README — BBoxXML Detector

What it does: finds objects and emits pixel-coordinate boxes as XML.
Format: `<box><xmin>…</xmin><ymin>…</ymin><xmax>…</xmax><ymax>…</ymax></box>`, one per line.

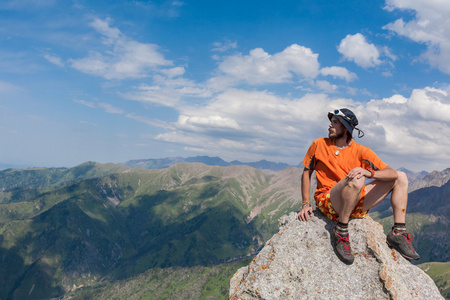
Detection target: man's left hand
<box><xmin>346</xmin><ymin>167</ymin><xmax>370</xmax><ymax>180</ymax></box>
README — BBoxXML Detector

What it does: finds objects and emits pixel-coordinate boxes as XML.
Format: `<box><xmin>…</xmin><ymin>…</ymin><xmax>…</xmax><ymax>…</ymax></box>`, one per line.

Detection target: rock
<box><xmin>229</xmin><ymin>210</ymin><xmax>443</xmax><ymax>300</ymax></box>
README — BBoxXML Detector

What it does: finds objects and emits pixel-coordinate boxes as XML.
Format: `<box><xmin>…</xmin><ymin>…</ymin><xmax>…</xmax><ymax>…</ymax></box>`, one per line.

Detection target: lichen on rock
<box><xmin>229</xmin><ymin>210</ymin><xmax>443</xmax><ymax>299</ymax></box>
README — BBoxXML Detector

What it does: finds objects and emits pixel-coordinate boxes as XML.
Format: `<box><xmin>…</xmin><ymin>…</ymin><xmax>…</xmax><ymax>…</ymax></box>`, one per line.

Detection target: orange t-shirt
<box><xmin>302</xmin><ymin>138</ymin><xmax>388</xmax><ymax>200</ymax></box>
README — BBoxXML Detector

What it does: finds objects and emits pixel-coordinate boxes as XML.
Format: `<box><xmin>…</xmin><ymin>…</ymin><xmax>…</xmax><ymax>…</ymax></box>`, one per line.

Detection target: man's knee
<box><xmin>396</xmin><ymin>171</ymin><xmax>408</xmax><ymax>188</ymax></box>
<box><xmin>345</xmin><ymin>176</ymin><xmax>365</xmax><ymax>191</ymax></box>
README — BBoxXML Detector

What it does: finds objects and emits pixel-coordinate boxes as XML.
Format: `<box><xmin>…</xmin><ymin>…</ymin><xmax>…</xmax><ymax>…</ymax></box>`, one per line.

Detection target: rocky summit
<box><xmin>229</xmin><ymin>210</ymin><xmax>443</xmax><ymax>300</ymax></box>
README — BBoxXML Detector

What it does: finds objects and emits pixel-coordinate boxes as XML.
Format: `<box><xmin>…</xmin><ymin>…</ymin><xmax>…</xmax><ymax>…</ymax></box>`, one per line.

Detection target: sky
<box><xmin>0</xmin><ymin>0</ymin><xmax>449</xmax><ymax>172</ymax></box>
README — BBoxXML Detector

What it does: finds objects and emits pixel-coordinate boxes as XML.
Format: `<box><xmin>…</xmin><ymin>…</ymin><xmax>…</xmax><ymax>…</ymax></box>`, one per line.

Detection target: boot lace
<box><xmin>338</xmin><ymin>235</ymin><xmax>352</xmax><ymax>255</ymax></box>
<box><xmin>402</xmin><ymin>232</ymin><xmax>416</xmax><ymax>252</ymax></box>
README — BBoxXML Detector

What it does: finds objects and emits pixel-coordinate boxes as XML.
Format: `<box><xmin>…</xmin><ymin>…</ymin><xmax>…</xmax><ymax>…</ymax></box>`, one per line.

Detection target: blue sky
<box><xmin>0</xmin><ymin>0</ymin><xmax>449</xmax><ymax>172</ymax></box>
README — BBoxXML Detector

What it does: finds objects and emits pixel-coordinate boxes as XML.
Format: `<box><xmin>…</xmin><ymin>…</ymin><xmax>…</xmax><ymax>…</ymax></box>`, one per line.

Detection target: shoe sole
<box><xmin>386</xmin><ymin>239</ymin><xmax>420</xmax><ymax>261</ymax></box>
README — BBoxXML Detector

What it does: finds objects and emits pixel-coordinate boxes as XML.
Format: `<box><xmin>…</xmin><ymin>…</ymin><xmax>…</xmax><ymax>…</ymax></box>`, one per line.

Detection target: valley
<box><xmin>0</xmin><ymin>161</ymin><xmax>447</xmax><ymax>299</ymax></box>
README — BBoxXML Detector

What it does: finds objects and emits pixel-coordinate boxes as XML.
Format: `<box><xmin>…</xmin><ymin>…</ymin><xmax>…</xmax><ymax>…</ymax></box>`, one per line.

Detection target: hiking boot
<box><xmin>331</xmin><ymin>229</ymin><xmax>354</xmax><ymax>264</ymax></box>
<box><xmin>386</xmin><ymin>228</ymin><xmax>420</xmax><ymax>261</ymax></box>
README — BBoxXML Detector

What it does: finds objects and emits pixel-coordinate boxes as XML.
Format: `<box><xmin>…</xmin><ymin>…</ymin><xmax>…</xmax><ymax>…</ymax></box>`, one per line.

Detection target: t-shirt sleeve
<box><xmin>302</xmin><ymin>140</ymin><xmax>318</xmax><ymax>170</ymax></box>
<box><xmin>361</xmin><ymin>147</ymin><xmax>388</xmax><ymax>171</ymax></box>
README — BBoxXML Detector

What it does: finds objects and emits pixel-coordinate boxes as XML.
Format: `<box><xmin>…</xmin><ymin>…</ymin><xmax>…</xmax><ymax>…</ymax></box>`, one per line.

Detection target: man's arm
<box><xmin>347</xmin><ymin>166</ymin><xmax>398</xmax><ymax>181</ymax></box>
<box><xmin>370</xmin><ymin>166</ymin><xmax>398</xmax><ymax>181</ymax></box>
<box><xmin>296</xmin><ymin>167</ymin><xmax>314</xmax><ymax>221</ymax></box>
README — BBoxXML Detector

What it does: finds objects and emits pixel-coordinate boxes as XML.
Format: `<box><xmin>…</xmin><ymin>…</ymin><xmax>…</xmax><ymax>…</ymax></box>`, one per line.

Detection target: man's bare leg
<box><xmin>333</xmin><ymin>170</ymin><xmax>419</xmax><ymax>260</ymax></box>
<box><xmin>389</xmin><ymin>171</ymin><xmax>408</xmax><ymax>223</ymax></box>
<box><xmin>376</xmin><ymin>171</ymin><xmax>420</xmax><ymax>259</ymax></box>
<box><xmin>358</xmin><ymin>170</ymin><xmax>407</xmax><ymax>221</ymax></box>
<box><xmin>328</xmin><ymin>170</ymin><xmax>409</xmax><ymax>264</ymax></box>
<box><xmin>328</xmin><ymin>175</ymin><xmax>366</xmax><ymax>264</ymax></box>
<box><xmin>329</xmin><ymin>175</ymin><xmax>366</xmax><ymax>223</ymax></box>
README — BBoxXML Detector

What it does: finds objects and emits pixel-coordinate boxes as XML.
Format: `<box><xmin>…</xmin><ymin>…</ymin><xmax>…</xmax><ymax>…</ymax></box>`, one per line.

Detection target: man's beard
<box><xmin>329</xmin><ymin>129</ymin><xmax>345</xmax><ymax>140</ymax></box>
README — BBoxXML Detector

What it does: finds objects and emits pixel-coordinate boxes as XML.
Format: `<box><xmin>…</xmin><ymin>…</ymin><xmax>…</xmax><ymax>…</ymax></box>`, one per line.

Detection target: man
<box><xmin>296</xmin><ymin>108</ymin><xmax>420</xmax><ymax>264</ymax></box>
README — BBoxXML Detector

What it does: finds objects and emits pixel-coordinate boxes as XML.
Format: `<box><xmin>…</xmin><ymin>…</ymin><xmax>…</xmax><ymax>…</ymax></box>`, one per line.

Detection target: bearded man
<box><xmin>296</xmin><ymin>108</ymin><xmax>420</xmax><ymax>264</ymax></box>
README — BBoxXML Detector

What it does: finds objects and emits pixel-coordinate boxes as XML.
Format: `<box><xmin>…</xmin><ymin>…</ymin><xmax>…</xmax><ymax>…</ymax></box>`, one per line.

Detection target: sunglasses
<box><xmin>329</xmin><ymin>109</ymin><xmax>365</xmax><ymax>138</ymax></box>
<box><xmin>329</xmin><ymin>109</ymin><xmax>351</xmax><ymax>121</ymax></box>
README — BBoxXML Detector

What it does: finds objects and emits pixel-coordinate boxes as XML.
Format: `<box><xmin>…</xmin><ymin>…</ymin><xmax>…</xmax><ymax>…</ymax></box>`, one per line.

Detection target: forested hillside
<box><xmin>0</xmin><ymin>162</ymin><xmax>447</xmax><ymax>299</ymax></box>
<box><xmin>0</xmin><ymin>162</ymin><xmax>300</xmax><ymax>299</ymax></box>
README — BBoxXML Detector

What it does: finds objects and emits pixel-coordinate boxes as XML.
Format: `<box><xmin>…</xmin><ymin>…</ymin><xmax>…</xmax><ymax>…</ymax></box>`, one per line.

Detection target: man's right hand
<box><xmin>296</xmin><ymin>206</ymin><xmax>313</xmax><ymax>221</ymax></box>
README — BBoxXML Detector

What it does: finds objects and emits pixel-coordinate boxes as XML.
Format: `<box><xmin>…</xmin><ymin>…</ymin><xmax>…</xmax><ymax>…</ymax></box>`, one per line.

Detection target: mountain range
<box><xmin>0</xmin><ymin>161</ymin><xmax>300</xmax><ymax>299</ymax></box>
<box><xmin>122</xmin><ymin>156</ymin><xmax>292</xmax><ymax>172</ymax></box>
<box><xmin>0</xmin><ymin>160</ymin><xmax>447</xmax><ymax>299</ymax></box>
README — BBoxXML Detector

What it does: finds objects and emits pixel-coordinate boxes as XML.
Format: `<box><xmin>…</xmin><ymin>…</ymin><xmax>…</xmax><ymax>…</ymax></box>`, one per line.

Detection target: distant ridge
<box><xmin>0</xmin><ymin>161</ymin><xmax>448</xmax><ymax>298</ymax></box>
<box><xmin>398</xmin><ymin>167</ymin><xmax>429</xmax><ymax>184</ymax></box>
<box><xmin>408</xmin><ymin>168</ymin><xmax>450</xmax><ymax>192</ymax></box>
<box><xmin>122</xmin><ymin>156</ymin><xmax>292</xmax><ymax>172</ymax></box>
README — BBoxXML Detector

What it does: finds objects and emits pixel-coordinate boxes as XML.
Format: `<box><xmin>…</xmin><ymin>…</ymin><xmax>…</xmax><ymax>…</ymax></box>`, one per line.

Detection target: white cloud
<box><xmin>122</xmin><ymin>74</ymin><xmax>210</xmax><ymax>107</ymax></box>
<box><xmin>406</xmin><ymin>87</ymin><xmax>450</xmax><ymax>123</ymax></box>
<box><xmin>320</xmin><ymin>66</ymin><xmax>357</xmax><ymax>82</ymax></box>
<box><xmin>212</xmin><ymin>39</ymin><xmax>237</xmax><ymax>52</ymax></box>
<box><xmin>160</xmin><ymin>67</ymin><xmax>185</xmax><ymax>78</ymax></box>
<box><xmin>338</xmin><ymin>33</ymin><xmax>382</xmax><ymax>68</ymax></box>
<box><xmin>380</xmin><ymin>46</ymin><xmax>398</xmax><ymax>62</ymax></box>
<box><xmin>122</xmin><ymin>85</ymin><xmax>180</xmax><ymax>107</ymax></box>
<box><xmin>154</xmin><ymin>89</ymin><xmax>355</xmax><ymax>164</ymax></box>
<box><xmin>178</xmin><ymin>115</ymin><xmax>241</xmax><ymax>130</ymax></box>
<box><xmin>214</xmin><ymin>44</ymin><xmax>320</xmax><ymax>85</ymax></box>
<box><xmin>361</xmin><ymin>86</ymin><xmax>450</xmax><ymax>170</ymax></box>
<box><xmin>44</xmin><ymin>54</ymin><xmax>64</xmax><ymax>67</ymax></box>
<box><xmin>384</xmin><ymin>0</ymin><xmax>450</xmax><ymax>73</ymax></box>
<box><xmin>97</xmin><ymin>102</ymin><xmax>125</xmax><ymax>114</ymax></box>
<box><xmin>150</xmin><ymin>85</ymin><xmax>450</xmax><ymax>171</ymax></box>
<box><xmin>315</xmin><ymin>80</ymin><xmax>338</xmax><ymax>93</ymax></box>
<box><xmin>73</xmin><ymin>99</ymin><xmax>96</xmax><ymax>108</ymax></box>
<box><xmin>70</xmin><ymin>18</ymin><xmax>172</xmax><ymax>79</ymax></box>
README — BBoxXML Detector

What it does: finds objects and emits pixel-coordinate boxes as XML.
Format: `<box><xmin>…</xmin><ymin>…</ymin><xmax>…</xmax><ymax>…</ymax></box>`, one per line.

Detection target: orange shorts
<box><xmin>316</xmin><ymin>186</ymin><xmax>369</xmax><ymax>221</ymax></box>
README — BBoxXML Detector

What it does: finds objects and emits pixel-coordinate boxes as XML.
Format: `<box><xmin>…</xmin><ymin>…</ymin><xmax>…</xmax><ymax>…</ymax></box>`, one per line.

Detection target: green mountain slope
<box><xmin>0</xmin><ymin>161</ymin><xmax>130</xmax><ymax>191</ymax></box>
<box><xmin>0</xmin><ymin>163</ymin><xmax>301</xmax><ymax>299</ymax></box>
<box><xmin>2</xmin><ymin>162</ymin><xmax>448</xmax><ymax>299</ymax></box>
<box><xmin>64</xmin><ymin>259</ymin><xmax>251</xmax><ymax>300</ymax></box>
<box><xmin>419</xmin><ymin>262</ymin><xmax>450</xmax><ymax>299</ymax></box>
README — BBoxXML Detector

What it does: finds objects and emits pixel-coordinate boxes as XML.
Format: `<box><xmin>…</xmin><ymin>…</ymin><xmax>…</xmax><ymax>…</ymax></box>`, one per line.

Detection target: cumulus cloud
<box><xmin>320</xmin><ymin>66</ymin><xmax>357</xmax><ymax>82</ymax></box>
<box><xmin>155</xmin><ymin>89</ymin><xmax>355</xmax><ymax>163</ymax></box>
<box><xmin>359</xmin><ymin>87</ymin><xmax>450</xmax><ymax>170</ymax></box>
<box><xmin>151</xmin><ymin>85</ymin><xmax>450</xmax><ymax>171</ymax></box>
<box><xmin>338</xmin><ymin>33</ymin><xmax>382</xmax><ymax>68</ymax></box>
<box><xmin>213</xmin><ymin>44</ymin><xmax>320</xmax><ymax>86</ymax></box>
<box><xmin>70</xmin><ymin>18</ymin><xmax>172</xmax><ymax>79</ymax></box>
<box><xmin>384</xmin><ymin>0</ymin><xmax>450</xmax><ymax>73</ymax></box>
<box><xmin>315</xmin><ymin>80</ymin><xmax>338</xmax><ymax>92</ymax></box>
<box><xmin>178</xmin><ymin>115</ymin><xmax>241</xmax><ymax>131</ymax></box>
